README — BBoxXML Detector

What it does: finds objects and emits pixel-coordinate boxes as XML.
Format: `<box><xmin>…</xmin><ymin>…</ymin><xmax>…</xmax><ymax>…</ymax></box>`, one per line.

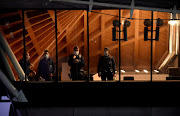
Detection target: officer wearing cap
<box><xmin>68</xmin><ymin>46</ymin><xmax>85</xmax><ymax>81</ymax></box>
<box><xmin>97</xmin><ymin>47</ymin><xmax>116</xmax><ymax>81</ymax></box>
<box><xmin>38</xmin><ymin>50</ymin><xmax>55</xmax><ymax>81</ymax></box>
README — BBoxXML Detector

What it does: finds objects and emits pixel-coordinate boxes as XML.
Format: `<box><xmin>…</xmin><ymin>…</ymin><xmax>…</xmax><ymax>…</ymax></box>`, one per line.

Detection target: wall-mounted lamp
<box><xmin>112</xmin><ymin>19</ymin><xmax>131</xmax><ymax>41</ymax></box>
<box><xmin>144</xmin><ymin>18</ymin><xmax>163</xmax><ymax>41</ymax></box>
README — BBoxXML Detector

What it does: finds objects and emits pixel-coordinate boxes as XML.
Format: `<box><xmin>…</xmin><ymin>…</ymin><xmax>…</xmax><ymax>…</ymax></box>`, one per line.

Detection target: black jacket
<box><xmin>38</xmin><ymin>57</ymin><xmax>55</xmax><ymax>79</ymax></box>
<box><xmin>97</xmin><ymin>55</ymin><xmax>116</xmax><ymax>74</ymax></box>
<box><xmin>19</xmin><ymin>58</ymin><xmax>32</xmax><ymax>76</ymax></box>
<box><xmin>68</xmin><ymin>54</ymin><xmax>85</xmax><ymax>73</ymax></box>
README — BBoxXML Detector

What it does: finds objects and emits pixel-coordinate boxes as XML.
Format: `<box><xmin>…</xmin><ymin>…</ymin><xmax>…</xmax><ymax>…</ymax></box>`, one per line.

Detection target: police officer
<box><xmin>68</xmin><ymin>46</ymin><xmax>85</xmax><ymax>81</ymax></box>
<box><xmin>19</xmin><ymin>53</ymin><xmax>36</xmax><ymax>81</ymax></box>
<box><xmin>38</xmin><ymin>50</ymin><xmax>55</xmax><ymax>81</ymax></box>
<box><xmin>98</xmin><ymin>47</ymin><xmax>116</xmax><ymax>81</ymax></box>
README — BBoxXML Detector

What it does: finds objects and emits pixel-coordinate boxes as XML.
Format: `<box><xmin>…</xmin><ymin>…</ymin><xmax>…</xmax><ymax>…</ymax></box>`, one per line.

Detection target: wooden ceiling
<box><xmin>0</xmin><ymin>10</ymin><xmax>170</xmax><ymax>80</ymax></box>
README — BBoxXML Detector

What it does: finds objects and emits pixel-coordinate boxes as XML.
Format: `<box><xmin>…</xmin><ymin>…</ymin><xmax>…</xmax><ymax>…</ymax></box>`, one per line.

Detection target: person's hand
<box><xmin>98</xmin><ymin>72</ymin><xmax>101</xmax><ymax>77</ymax></box>
<box><xmin>79</xmin><ymin>54</ymin><xmax>82</xmax><ymax>58</ymax></box>
<box><xmin>74</xmin><ymin>59</ymin><xmax>79</xmax><ymax>63</ymax></box>
<box><xmin>73</xmin><ymin>55</ymin><xmax>76</xmax><ymax>59</ymax></box>
<box><xmin>33</xmin><ymin>71</ymin><xmax>36</xmax><ymax>75</ymax></box>
<box><xmin>113</xmin><ymin>73</ymin><xmax>116</xmax><ymax>77</ymax></box>
<box><xmin>50</xmin><ymin>73</ymin><xmax>53</xmax><ymax>77</ymax></box>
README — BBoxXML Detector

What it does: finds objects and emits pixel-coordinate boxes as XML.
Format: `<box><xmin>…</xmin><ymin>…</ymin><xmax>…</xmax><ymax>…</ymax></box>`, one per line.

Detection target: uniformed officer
<box><xmin>38</xmin><ymin>50</ymin><xmax>55</xmax><ymax>81</ymax></box>
<box><xmin>19</xmin><ymin>53</ymin><xmax>36</xmax><ymax>81</ymax></box>
<box><xmin>97</xmin><ymin>47</ymin><xmax>116</xmax><ymax>81</ymax></box>
<box><xmin>68</xmin><ymin>46</ymin><xmax>85</xmax><ymax>81</ymax></box>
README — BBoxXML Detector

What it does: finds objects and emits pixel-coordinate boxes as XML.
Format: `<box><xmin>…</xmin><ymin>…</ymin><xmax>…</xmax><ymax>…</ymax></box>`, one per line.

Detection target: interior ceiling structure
<box><xmin>0</xmin><ymin>9</ymin><xmax>170</xmax><ymax>80</ymax></box>
<box><xmin>0</xmin><ymin>0</ymin><xmax>179</xmax><ymax>11</ymax></box>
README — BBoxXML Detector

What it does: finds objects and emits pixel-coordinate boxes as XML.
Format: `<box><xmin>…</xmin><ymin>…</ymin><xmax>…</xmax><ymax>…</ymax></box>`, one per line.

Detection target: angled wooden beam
<box><xmin>48</xmin><ymin>10</ymin><xmax>63</xmax><ymax>33</ymax></box>
<box><xmin>134</xmin><ymin>10</ymin><xmax>140</xmax><ymax>68</ymax></box>
<box><xmin>89</xmin><ymin>10</ymin><xmax>102</xmax><ymax>25</ymax></box>
<box><xmin>18</xmin><ymin>10</ymin><xmax>42</xmax><ymax>55</ymax></box>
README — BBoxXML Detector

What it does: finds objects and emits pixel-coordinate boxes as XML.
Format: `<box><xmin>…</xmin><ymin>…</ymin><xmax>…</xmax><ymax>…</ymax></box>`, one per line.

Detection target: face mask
<box><xmin>45</xmin><ymin>54</ymin><xmax>49</xmax><ymax>59</ymax></box>
<box><xmin>104</xmin><ymin>51</ymin><xmax>108</xmax><ymax>56</ymax></box>
<box><xmin>74</xmin><ymin>51</ymin><xmax>79</xmax><ymax>55</ymax></box>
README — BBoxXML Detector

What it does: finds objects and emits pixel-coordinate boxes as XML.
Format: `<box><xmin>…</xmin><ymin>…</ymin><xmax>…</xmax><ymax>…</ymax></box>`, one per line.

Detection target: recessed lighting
<box><xmin>135</xmin><ymin>70</ymin><xmax>140</xmax><ymax>73</ymax></box>
<box><xmin>121</xmin><ymin>70</ymin><xmax>125</xmax><ymax>73</ymax></box>
<box><xmin>154</xmin><ymin>70</ymin><xmax>159</xmax><ymax>73</ymax></box>
<box><xmin>143</xmin><ymin>70</ymin><xmax>148</xmax><ymax>73</ymax></box>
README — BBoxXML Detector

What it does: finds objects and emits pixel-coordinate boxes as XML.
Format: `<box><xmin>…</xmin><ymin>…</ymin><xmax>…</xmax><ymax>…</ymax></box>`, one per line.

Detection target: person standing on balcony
<box><xmin>38</xmin><ymin>50</ymin><xmax>55</xmax><ymax>81</ymax></box>
<box><xmin>68</xmin><ymin>46</ymin><xmax>85</xmax><ymax>81</ymax></box>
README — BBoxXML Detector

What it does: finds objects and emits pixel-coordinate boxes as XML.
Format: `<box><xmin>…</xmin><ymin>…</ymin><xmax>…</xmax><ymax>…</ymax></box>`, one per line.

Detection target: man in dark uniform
<box><xmin>98</xmin><ymin>47</ymin><xmax>116</xmax><ymax>81</ymax></box>
<box><xmin>68</xmin><ymin>46</ymin><xmax>85</xmax><ymax>81</ymax></box>
<box><xmin>38</xmin><ymin>50</ymin><xmax>55</xmax><ymax>81</ymax></box>
<box><xmin>19</xmin><ymin>53</ymin><xmax>36</xmax><ymax>81</ymax></box>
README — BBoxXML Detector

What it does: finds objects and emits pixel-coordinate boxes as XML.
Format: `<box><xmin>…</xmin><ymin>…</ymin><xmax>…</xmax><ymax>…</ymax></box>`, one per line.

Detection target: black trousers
<box><xmin>101</xmin><ymin>72</ymin><xmax>113</xmax><ymax>81</ymax></box>
<box><xmin>71</xmin><ymin>72</ymin><xmax>83</xmax><ymax>81</ymax></box>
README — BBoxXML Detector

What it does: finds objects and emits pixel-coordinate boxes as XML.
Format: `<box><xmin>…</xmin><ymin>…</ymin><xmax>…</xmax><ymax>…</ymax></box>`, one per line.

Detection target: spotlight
<box><xmin>143</xmin><ymin>70</ymin><xmax>148</xmax><ymax>73</ymax></box>
<box><xmin>155</xmin><ymin>27</ymin><xmax>159</xmax><ymax>41</ymax></box>
<box><xmin>156</xmin><ymin>18</ymin><xmax>163</xmax><ymax>27</ymax></box>
<box><xmin>122</xmin><ymin>19</ymin><xmax>131</xmax><ymax>27</ymax></box>
<box><xmin>144</xmin><ymin>27</ymin><xmax>148</xmax><ymax>41</ymax></box>
<box><xmin>144</xmin><ymin>19</ymin><xmax>151</xmax><ymax>27</ymax></box>
<box><xmin>154</xmin><ymin>70</ymin><xmax>159</xmax><ymax>73</ymax></box>
<box><xmin>135</xmin><ymin>70</ymin><xmax>140</xmax><ymax>73</ymax></box>
<box><xmin>121</xmin><ymin>70</ymin><xmax>125</xmax><ymax>73</ymax></box>
<box><xmin>113</xmin><ymin>20</ymin><xmax>120</xmax><ymax>27</ymax></box>
<box><xmin>168</xmin><ymin>20</ymin><xmax>177</xmax><ymax>25</ymax></box>
<box><xmin>123</xmin><ymin>27</ymin><xmax>127</xmax><ymax>41</ymax></box>
<box><xmin>112</xmin><ymin>27</ymin><xmax>117</xmax><ymax>41</ymax></box>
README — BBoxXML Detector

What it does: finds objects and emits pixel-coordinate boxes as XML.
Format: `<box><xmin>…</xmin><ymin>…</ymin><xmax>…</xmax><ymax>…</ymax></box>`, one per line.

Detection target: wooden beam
<box><xmin>48</xmin><ymin>10</ymin><xmax>63</xmax><ymax>33</ymax></box>
<box><xmin>134</xmin><ymin>10</ymin><xmax>140</xmax><ymax>69</ymax></box>
<box><xmin>18</xmin><ymin>10</ymin><xmax>42</xmax><ymax>55</ymax></box>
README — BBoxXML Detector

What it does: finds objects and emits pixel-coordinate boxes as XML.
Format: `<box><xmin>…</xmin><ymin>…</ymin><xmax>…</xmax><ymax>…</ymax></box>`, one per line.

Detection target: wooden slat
<box><xmin>9</xmin><ymin>34</ymin><xmax>29</xmax><ymax>47</ymax></box>
<box><xmin>58</xmin><ymin>10</ymin><xmax>74</xmax><ymax>20</ymax></box>
<box><xmin>1</xmin><ymin>20</ymin><xmax>22</xmax><ymax>29</ymax></box>
<box><xmin>0</xmin><ymin>12</ymin><xmax>19</xmax><ymax>18</ymax></box>
<box><xmin>5</xmin><ymin>28</ymin><xmax>23</xmax><ymax>38</ymax></box>
<box><xmin>28</xmin><ymin>13</ymin><xmax>49</xmax><ymax>20</ymax></box>
<box><xmin>31</xmin><ymin>17</ymin><xmax>51</xmax><ymax>27</ymax></box>
<box><xmin>36</xmin><ymin>24</ymin><xmax>55</xmax><ymax>40</ymax></box>
<box><xmin>34</xmin><ymin>21</ymin><xmax>54</xmax><ymax>33</ymax></box>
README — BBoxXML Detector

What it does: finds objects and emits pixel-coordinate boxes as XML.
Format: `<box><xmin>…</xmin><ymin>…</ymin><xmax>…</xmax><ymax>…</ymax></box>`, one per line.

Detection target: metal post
<box><xmin>119</xmin><ymin>9</ymin><xmax>121</xmax><ymax>82</ymax></box>
<box><xmin>0</xmin><ymin>69</ymin><xmax>28</xmax><ymax>102</ymax></box>
<box><xmin>0</xmin><ymin>47</ymin><xmax>16</xmax><ymax>81</ymax></box>
<box><xmin>22</xmin><ymin>10</ymin><xmax>27</xmax><ymax>82</ymax></box>
<box><xmin>87</xmin><ymin>10</ymin><xmax>90</xmax><ymax>81</ymax></box>
<box><xmin>55</xmin><ymin>10</ymin><xmax>59</xmax><ymax>82</ymax></box>
<box><xmin>0</xmin><ymin>32</ymin><xmax>25</xmax><ymax>81</ymax></box>
<box><xmin>150</xmin><ymin>11</ymin><xmax>153</xmax><ymax>82</ymax></box>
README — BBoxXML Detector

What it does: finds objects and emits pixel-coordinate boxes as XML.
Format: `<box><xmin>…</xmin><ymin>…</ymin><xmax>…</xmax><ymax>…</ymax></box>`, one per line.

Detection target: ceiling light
<box><xmin>121</xmin><ymin>70</ymin><xmax>125</xmax><ymax>73</ymax></box>
<box><xmin>135</xmin><ymin>70</ymin><xmax>140</xmax><ymax>73</ymax></box>
<box><xmin>143</xmin><ymin>70</ymin><xmax>148</xmax><ymax>73</ymax></box>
